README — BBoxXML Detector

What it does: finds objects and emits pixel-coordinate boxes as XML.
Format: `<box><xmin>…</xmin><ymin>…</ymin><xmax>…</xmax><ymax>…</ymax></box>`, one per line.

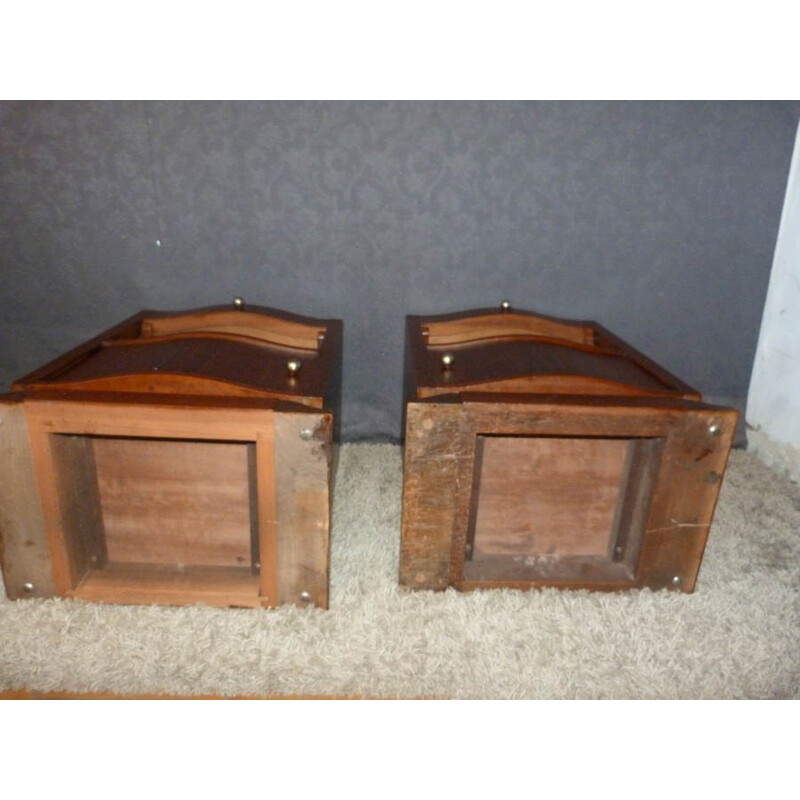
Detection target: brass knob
<box><xmin>287</xmin><ymin>359</ymin><xmax>302</xmax><ymax>375</ymax></box>
<box><xmin>441</xmin><ymin>353</ymin><xmax>455</xmax><ymax>369</ymax></box>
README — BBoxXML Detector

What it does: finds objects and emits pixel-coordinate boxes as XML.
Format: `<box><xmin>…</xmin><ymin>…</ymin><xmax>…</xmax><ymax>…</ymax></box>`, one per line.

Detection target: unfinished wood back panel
<box><xmin>91</xmin><ymin>437</ymin><xmax>253</xmax><ymax>569</ymax></box>
<box><xmin>470</xmin><ymin>436</ymin><xmax>629</xmax><ymax>559</ymax></box>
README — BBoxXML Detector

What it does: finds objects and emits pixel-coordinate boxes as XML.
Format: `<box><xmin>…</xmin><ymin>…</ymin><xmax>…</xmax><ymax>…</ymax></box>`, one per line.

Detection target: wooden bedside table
<box><xmin>0</xmin><ymin>300</ymin><xmax>341</xmax><ymax>609</ymax></box>
<box><xmin>400</xmin><ymin>303</ymin><xmax>737</xmax><ymax>594</ymax></box>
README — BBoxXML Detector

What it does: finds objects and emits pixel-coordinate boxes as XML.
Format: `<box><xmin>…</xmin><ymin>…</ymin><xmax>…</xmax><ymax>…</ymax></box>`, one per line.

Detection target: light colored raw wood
<box><xmin>471</xmin><ymin>436</ymin><xmax>629</xmax><ymax>558</ymax></box>
<box><xmin>71</xmin><ymin>563</ymin><xmax>263</xmax><ymax>607</ymax></box>
<box><xmin>0</xmin><ymin>397</ymin><xmax>55</xmax><ymax>598</ymax></box>
<box><xmin>256</xmin><ymin>428</ymin><xmax>278</xmax><ymax>604</ymax></box>
<box><xmin>141</xmin><ymin>310</ymin><xmax>325</xmax><ymax>351</ymax></box>
<box><xmin>274</xmin><ymin>412</ymin><xmax>332</xmax><ymax>607</ymax></box>
<box><xmin>423</xmin><ymin>312</ymin><xmax>593</xmax><ymax>346</ymax></box>
<box><xmin>93</xmin><ymin>438</ymin><xmax>252</xmax><ymax>568</ymax></box>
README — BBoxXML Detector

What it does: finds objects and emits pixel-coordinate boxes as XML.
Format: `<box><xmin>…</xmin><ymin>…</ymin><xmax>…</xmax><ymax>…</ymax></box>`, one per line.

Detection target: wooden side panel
<box><xmin>0</xmin><ymin>396</ymin><xmax>55</xmax><ymax>599</ymax></box>
<box><xmin>273</xmin><ymin>411</ymin><xmax>332</xmax><ymax>608</ymax></box>
<box><xmin>637</xmin><ymin>407</ymin><xmax>739</xmax><ymax>591</ymax></box>
<box><xmin>400</xmin><ymin>401</ymin><xmax>464</xmax><ymax>590</ymax></box>
<box><xmin>49</xmin><ymin>434</ymin><xmax>107</xmax><ymax>580</ymax></box>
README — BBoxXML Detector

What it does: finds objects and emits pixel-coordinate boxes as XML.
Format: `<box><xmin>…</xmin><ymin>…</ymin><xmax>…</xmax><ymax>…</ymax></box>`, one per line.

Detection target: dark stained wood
<box><xmin>1</xmin><ymin>303</ymin><xmax>342</xmax><ymax>609</ymax></box>
<box><xmin>400</xmin><ymin>306</ymin><xmax>738</xmax><ymax>594</ymax></box>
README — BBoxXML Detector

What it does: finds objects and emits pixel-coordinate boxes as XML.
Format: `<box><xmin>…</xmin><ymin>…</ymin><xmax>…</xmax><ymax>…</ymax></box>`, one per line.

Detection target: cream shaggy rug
<box><xmin>1</xmin><ymin>444</ymin><xmax>798</xmax><ymax>699</ymax></box>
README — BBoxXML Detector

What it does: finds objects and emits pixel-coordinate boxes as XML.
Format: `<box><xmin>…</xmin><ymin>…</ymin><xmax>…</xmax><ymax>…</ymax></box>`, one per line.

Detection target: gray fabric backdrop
<box><xmin>2</xmin><ymin>101</ymin><xmax>798</xmax><ymax>440</ymax></box>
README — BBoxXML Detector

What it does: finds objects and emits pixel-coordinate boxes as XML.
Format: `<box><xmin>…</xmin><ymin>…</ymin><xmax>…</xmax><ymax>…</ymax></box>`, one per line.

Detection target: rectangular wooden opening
<box><xmin>463</xmin><ymin>434</ymin><xmax>664</xmax><ymax>584</ymax></box>
<box><xmin>47</xmin><ymin>433</ymin><xmax>263</xmax><ymax>605</ymax></box>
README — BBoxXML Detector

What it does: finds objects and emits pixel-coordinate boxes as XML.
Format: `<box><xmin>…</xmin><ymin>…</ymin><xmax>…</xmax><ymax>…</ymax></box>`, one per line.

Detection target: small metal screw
<box><xmin>671</xmin><ymin>576</ymin><xmax>682</xmax><ymax>587</ymax></box>
<box><xmin>299</xmin><ymin>428</ymin><xmax>313</xmax><ymax>441</ymax></box>
<box><xmin>253</xmin><ymin>561</ymin><xmax>261</xmax><ymax>570</ymax></box>
<box><xmin>441</xmin><ymin>353</ymin><xmax>455</xmax><ymax>369</ymax></box>
<box><xmin>233</xmin><ymin>296</ymin><xmax>245</xmax><ymax>310</ymax></box>
<box><xmin>287</xmin><ymin>359</ymin><xmax>302</xmax><ymax>375</ymax></box>
<box><xmin>500</xmin><ymin>300</ymin><xmax>511</xmax><ymax>311</ymax></box>
<box><xmin>300</xmin><ymin>591</ymin><xmax>312</xmax><ymax>603</ymax></box>
<box><xmin>708</xmin><ymin>423</ymin><xmax>722</xmax><ymax>437</ymax></box>
<box><xmin>22</xmin><ymin>582</ymin><xmax>35</xmax><ymax>594</ymax></box>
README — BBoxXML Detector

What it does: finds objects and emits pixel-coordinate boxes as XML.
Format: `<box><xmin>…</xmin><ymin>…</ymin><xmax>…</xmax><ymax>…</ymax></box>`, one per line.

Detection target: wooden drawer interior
<box><xmin>463</xmin><ymin>434</ymin><xmax>664</xmax><ymax>584</ymax></box>
<box><xmin>45</xmin><ymin>433</ymin><xmax>263</xmax><ymax>606</ymax></box>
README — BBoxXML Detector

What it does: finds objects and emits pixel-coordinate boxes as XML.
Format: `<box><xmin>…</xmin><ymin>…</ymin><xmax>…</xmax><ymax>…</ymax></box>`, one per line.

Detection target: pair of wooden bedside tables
<box><xmin>0</xmin><ymin>300</ymin><xmax>737</xmax><ymax>610</ymax></box>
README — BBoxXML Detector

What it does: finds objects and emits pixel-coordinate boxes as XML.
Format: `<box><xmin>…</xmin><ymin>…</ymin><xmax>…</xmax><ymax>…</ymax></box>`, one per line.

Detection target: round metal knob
<box><xmin>287</xmin><ymin>359</ymin><xmax>302</xmax><ymax>375</ymax></box>
<box><xmin>708</xmin><ymin>423</ymin><xmax>722</xmax><ymax>437</ymax></box>
<box><xmin>22</xmin><ymin>582</ymin><xmax>35</xmax><ymax>593</ymax></box>
<box><xmin>441</xmin><ymin>353</ymin><xmax>455</xmax><ymax>369</ymax></box>
<box><xmin>500</xmin><ymin>300</ymin><xmax>512</xmax><ymax>311</ymax></box>
<box><xmin>233</xmin><ymin>296</ymin><xmax>245</xmax><ymax>310</ymax></box>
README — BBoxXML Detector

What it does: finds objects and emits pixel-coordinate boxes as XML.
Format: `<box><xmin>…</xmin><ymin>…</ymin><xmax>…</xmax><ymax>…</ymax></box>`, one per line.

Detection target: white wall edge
<box><xmin>746</xmin><ymin>117</ymin><xmax>800</xmax><ymax>483</ymax></box>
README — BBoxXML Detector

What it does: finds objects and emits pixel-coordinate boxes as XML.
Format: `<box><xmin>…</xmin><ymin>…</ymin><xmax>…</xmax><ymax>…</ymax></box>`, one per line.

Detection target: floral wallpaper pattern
<box><xmin>1</xmin><ymin>101</ymin><xmax>796</xmax><ymax>438</ymax></box>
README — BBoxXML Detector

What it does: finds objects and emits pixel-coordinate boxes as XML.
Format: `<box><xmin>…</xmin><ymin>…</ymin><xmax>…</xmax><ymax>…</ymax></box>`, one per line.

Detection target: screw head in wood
<box><xmin>300</xmin><ymin>591</ymin><xmax>312</xmax><ymax>603</ymax></box>
<box><xmin>708</xmin><ymin>423</ymin><xmax>722</xmax><ymax>437</ymax></box>
<box><xmin>500</xmin><ymin>300</ymin><xmax>511</xmax><ymax>311</ymax></box>
<box><xmin>441</xmin><ymin>353</ymin><xmax>455</xmax><ymax>369</ymax></box>
<box><xmin>299</xmin><ymin>428</ymin><xmax>313</xmax><ymax>440</ymax></box>
<box><xmin>22</xmin><ymin>582</ymin><xmax>35</xmax><ymax>593</ymax></box>
<box><xmin>287</xmin><ymin>359</ymin><xmax>302</xmax><ymax>375</ymax></box>
<box><xmin>671</xmin><ymin>576</ymin><xmax>681</xmax><ymax>587</ymax></box>
<box><xmin>233</xmin><ymin>296</ymin><xmax>245</xmax><ymax>310</ymax></box>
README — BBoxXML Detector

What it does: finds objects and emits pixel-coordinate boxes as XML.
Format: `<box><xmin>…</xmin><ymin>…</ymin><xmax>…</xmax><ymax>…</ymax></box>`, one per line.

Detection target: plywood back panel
<box><xmin>470</xmin><ymin>435</ymin><xmax>630</xmax><ymax>559</ymax></box>
<box><xmin>92</xmin><ymin>437</ymin><xmax>253</xmax><ymax>568</ymax></box>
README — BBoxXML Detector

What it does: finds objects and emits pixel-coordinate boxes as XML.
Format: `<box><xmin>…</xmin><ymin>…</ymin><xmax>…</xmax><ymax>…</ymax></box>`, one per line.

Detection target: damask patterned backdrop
<box><xmin>1</xmin><ymin>101</ymin><xmax>798</xmax><ymax>439</ymax></box>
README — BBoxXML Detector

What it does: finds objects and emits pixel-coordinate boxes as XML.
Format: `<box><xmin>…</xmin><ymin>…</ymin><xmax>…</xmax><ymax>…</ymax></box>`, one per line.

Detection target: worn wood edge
<box><xmin>0</xmin><ymin>396</ymin><xmax>55</xmax><ymax>599</ymax></box>
<box><xmin>399</xmin><ymin>402</ymin><xmax>463</xmax><ymax>590</ymax></box>
<box><xmin>274</xmin><ymin>411</ymin><xmax>332</xmax><ymax>608</ymax></box>
<box><xmin>636</xmin><ymin>407</ymin><xmax>739</xmax><ymax>592</ymax></box>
